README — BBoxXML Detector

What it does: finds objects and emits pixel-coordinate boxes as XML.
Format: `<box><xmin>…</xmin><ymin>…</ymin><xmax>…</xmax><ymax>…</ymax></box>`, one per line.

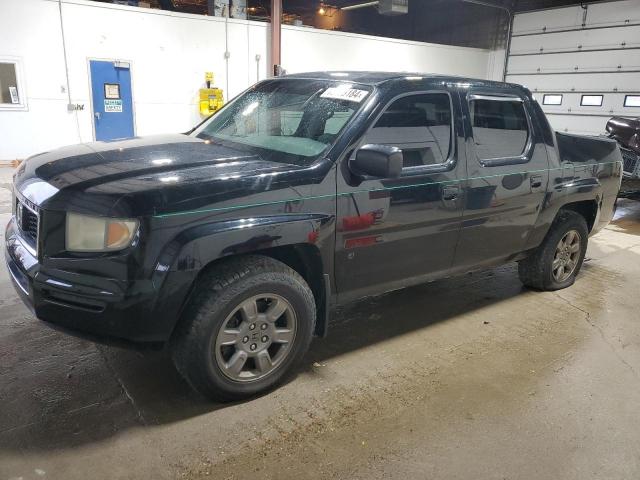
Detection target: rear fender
<box><xmin>524</xmin><ymin>155</ymin><xmax>622</xmax><ymax>250</ymax></box>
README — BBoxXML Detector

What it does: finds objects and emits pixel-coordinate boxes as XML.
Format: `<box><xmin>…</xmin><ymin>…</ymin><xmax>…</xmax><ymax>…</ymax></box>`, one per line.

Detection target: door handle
<box><xmin>530</xmin><ymin>175</ymin><xmax>543</xmax><ymax>189</ymax></box>
<box><xmin>94</xmin><ymin>112</ymin><xmax>101</xmax><ymax>120</ymax></box>
<box><xmin>442</xmin><ymin>185</ymin><xmax>459</xmax><ymax>201</ymax></box>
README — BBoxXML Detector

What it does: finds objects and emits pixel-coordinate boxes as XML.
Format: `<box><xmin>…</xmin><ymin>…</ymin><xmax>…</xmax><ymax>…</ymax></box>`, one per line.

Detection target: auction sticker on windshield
<box><xmin>321</xmin><ymin>86</ymin><xmax>369</xmax><ymax>103</ymax></box>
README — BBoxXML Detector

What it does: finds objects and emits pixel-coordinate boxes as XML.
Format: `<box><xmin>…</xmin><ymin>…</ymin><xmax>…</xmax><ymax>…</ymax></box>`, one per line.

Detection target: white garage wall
<box><xmin>0</xmin><ymin>0</ymin><xmax>77</xmax><ymax>159</ymax></box>
<box><xmin>0</xmin><ymin>0</ymin><xmax>493</xmax><ymax>161</ymax></box>
<box><xmin>59</xmin><ymin>1</ymin><xmax>253</xmax><ymax>141</ymax></box>
<box><xmin>0</xmin><ymin>0</ymin><xmax>269</xmax><ymax>160</ymax></box>
<box><xmin>486</xmin><ymin>48</ymin><xmax>507</xmax><ymax>82</ymax></box>
<box><xmin>281</xmin><ymin>26</ymin><xmax>492</xmax><ymax>78</ymax></box>
<box><xmin>506</xmin><ymin>0</ymin><xmax>640</xmax><ymax>135</ymax></box>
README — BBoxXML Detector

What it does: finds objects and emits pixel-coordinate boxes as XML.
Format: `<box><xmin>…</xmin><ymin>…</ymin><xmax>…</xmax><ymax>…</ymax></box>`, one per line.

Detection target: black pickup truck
<box><xmin>6</xmin><ymin>72</ymin><xmax>622</xmax><ymax>400</ymax></box>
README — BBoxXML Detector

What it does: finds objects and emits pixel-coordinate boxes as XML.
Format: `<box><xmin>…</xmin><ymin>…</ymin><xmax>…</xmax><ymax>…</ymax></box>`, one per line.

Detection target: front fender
<box><xmin>146</xmin><ymin>214</ymin><xmax>334</xmax><ymax>336</ymax></box>
<box><xmin>159</xmin><ymin>213</ymin><xmax>333</xmax><ymax>275</ymax></box>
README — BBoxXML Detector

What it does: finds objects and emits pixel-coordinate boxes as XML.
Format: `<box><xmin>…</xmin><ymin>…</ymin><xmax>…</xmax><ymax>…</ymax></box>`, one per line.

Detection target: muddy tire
<box><xmin>171</xmin><ymin>255</ymin><xmax>315</xmax><ymax>402</ymax></box>
<box><xmin>518</xmin><ymin>210</ymin><xmax>589</xmax><ymax>291</ymax></box>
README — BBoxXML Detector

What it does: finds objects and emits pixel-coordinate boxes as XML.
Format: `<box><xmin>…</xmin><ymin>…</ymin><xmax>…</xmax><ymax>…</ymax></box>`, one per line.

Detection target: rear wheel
<box><xmin>171</xmin><ymin>255</ymin><xmax>315</xmax><ymax>402</ymax></box>
<box><xmin>518</xmin><ymin>210</ymin><xmax>589</xmax><ymax>291</ymax></box>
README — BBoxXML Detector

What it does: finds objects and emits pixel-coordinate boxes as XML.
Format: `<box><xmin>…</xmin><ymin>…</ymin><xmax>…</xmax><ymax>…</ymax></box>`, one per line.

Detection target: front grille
<box><xmin>621</xmin><ymin>147</ymin><xmax>639</xmax><ymax>175</ymax></box>
<box><xmin>16</xmin><ymin>198</ymin><xmax>39</xmax><ymax>252</ymax></box>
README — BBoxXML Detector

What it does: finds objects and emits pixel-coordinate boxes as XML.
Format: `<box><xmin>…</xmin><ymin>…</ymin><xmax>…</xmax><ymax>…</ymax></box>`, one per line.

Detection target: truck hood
<box><xmin>14</xmin><ymin>134</ymin><xmax>306</xmax><ymax>217</ymax></box>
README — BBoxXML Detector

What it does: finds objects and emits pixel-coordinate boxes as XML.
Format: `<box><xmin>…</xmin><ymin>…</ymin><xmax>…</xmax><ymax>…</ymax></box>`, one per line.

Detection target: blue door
<box><xmin>90</xmin><ymin>60</ymin><xmax>134</xmax><ymax>141</ymax></box>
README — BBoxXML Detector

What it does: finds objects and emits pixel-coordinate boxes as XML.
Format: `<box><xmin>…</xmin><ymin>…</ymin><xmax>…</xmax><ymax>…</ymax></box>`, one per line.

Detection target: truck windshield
<box><xmin>193</xmin><ymin>79</ymin><xmax>372</xmax><ymax>166</ymax></box>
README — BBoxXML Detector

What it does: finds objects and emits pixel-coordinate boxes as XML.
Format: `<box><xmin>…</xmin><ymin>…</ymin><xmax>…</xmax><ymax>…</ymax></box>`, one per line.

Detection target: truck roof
<box><xmin>282</xmin><ymin>71</ymin><xmax>523</xmax><ymax>91</ymax></box>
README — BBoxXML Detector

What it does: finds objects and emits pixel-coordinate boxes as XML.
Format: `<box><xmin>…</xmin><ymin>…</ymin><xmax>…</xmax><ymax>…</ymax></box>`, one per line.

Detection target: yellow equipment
<box><xmin>199</xmin><ymin>72</ymin><xmax>224</xmax><ymax>116</ymax></box>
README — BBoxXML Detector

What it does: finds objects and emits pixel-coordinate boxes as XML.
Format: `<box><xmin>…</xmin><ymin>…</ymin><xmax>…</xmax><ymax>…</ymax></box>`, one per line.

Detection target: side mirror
<box><xmin>349</xmin><ymin>144</ymin><xmax>404</xmax><ymax>179</ymax></box>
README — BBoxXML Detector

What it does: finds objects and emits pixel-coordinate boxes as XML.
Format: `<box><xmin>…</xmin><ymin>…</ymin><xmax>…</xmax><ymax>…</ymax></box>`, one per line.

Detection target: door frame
<box><xmin>334</xmin><ymin>87</ymin><xmax>465</xmax><ymax>301</ymax></box>
<box><xmin>87</xmin><ymin>57</ymin><xmax>137</xmax><ymax>141</ymax></box>
<box><xmin>454</xmin><ymin>88</ymin><xmax>551</xmax><ymax>269</ymax></box>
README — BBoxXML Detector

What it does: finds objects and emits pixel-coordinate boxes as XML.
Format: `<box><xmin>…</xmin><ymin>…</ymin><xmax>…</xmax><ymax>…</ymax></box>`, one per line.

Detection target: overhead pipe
<box><xmin>462</xmin><ymin>0</ymin><xmax>514</xmax><ymax>82</ymax></box>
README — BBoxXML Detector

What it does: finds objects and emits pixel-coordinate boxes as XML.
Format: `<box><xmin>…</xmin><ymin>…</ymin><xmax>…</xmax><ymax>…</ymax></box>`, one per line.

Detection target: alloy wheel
<box><xmin>214</xmin><ymin>294</ymin><xmax>297</xmax><ymax>382</ymax></box>
<box><xmin>552</xmin><ymin>229</ymin><xmax>582</xmax><ymax>283</ymax></box>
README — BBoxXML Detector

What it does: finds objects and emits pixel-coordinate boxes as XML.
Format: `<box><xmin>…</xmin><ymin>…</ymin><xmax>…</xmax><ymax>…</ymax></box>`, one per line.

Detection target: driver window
<box><xmin>363</xmin><ymin>93</ymin><xmax>452</xmax><ymax>168</ymax></box>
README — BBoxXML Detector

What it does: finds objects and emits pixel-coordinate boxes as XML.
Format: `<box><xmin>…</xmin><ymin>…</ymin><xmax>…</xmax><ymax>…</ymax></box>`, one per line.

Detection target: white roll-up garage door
<box><xmin>506</xmin><ymin>0</ymin><xmax>640</xmax><ymax>135</ymax></box>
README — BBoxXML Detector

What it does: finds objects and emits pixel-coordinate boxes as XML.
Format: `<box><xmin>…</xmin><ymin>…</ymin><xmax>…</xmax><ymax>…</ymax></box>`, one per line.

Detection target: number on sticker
<box><xmin>321</xmin><ymin>87</ymin><xmax>369</xmax><ymax>103</ymax></box>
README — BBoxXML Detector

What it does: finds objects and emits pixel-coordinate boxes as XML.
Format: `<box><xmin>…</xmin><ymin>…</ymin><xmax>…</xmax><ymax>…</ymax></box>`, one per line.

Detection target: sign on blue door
<box><xmin>90</xmin><ymin>60</ymin><xmax>134</xmax><ymax>141</ymax></box>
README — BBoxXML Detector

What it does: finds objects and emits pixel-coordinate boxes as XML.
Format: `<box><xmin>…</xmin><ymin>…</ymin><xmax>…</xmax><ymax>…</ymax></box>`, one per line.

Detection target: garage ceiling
<box><xmin>92</xmin><ymin>0</ymin><xmax>613</xmax><ymax>49</ymax></box>
<box><xmin>249</xmin><ymin>0</ymin><xmax>600</xmax><ymax>49</ymax></box>
<box><xmin>255</xmin><ymin>0</ymin><xmax>594</xmax><ymax>15</ymax></box>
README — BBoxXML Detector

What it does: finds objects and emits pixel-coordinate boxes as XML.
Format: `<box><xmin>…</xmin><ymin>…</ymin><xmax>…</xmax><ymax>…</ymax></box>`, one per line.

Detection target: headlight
<box><xmin>66</xmin><ymin>213</ymin><xmax>138</xmax><ymax>252</ymax></box>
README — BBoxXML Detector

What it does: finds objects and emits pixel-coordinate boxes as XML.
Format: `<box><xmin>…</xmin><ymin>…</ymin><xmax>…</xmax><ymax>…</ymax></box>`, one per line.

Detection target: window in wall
<box><xmin>469</xmin><ymin>97</ymin><xmax>529</xmax><ymax>160</ymax></box>
<box><xmin>624</xmin><ymin>95</ymin><xmax>640</xmax><ymax>107</ymax></box>
<box><xmin>581</xmin><ymin>95</ymin><xmax>603</xmax><ymax>107</ymax></box>
<box><xmin>0</xmin><ymin>61</ymin><xmax>25</xmax><ymax>109</ymax></box>
<box><xmin>543</xmin><ymin>94</ymin><xmax>563</xmax><ymax>106</ymax></box>
<box><xmin>364</xmin><ymin>93</ymin><xmax>452</xmax><ymax>168</ymax></box>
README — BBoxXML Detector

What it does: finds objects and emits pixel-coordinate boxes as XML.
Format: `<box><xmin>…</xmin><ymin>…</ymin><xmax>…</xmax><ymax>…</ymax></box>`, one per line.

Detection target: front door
<box><xmin>454</xmin><ymin>91</ymin><xmax>550</xmax><ymax>269</ymax></box>
<box><xmin>90</xmin><ymin>60</ymin><xmax>134</xmax><ymax>141</ymax></box>
<box><xmin>335</xmin><ymin>90</ymin><xmax>465</xmax><ymax>300</ymax></box>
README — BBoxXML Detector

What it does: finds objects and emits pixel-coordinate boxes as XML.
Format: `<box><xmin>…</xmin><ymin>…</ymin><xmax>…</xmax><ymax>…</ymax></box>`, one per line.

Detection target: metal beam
<box><xmin>270</xmin><ymin>0</ymin><xmax>282</xmax><ymax>76</ymax></box>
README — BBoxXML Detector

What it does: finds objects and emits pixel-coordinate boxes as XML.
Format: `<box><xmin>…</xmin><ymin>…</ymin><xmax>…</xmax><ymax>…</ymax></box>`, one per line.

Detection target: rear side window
<box><xmin>363</xmin><ymin>93</ymin><xmax>452</xmax><ymax>168</ymax></box>
<box><xmin>469</xmin><ymin>97</ymin><xmax>529</xmax><ymax>160</ymax></box>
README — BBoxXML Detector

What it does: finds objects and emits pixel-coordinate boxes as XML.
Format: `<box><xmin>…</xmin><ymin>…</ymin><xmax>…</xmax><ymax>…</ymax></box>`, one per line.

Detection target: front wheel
<box><xmin>171</xmin><ymin>255</ymin><xmax>316</xmax><ymax>402</ymax></box>
<box><xmin>518</xmin><ymin>210</ymin><xmax>589</xmax><ymax>291</ymax></box>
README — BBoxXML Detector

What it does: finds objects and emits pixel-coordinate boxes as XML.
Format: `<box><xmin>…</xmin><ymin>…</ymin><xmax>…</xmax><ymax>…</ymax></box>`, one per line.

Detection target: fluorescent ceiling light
<box><xmin>341</xmin><ymin>1</ymin><xmax>379</xmax><ymax>11</ymax></box>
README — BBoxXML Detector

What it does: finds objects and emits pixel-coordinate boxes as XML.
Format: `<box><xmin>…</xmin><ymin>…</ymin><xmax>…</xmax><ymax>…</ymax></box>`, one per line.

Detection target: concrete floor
<box><xmin>1</xmin><ymin>165</ymin><xmax>640</xmax><ymax>480</ymax></box>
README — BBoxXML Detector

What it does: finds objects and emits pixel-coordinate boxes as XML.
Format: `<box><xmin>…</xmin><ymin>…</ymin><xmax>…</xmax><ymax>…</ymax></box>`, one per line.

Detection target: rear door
<box><xmin>335</xmin><ymin>89</ymin><xmax>465</xmax><ymax>299</ymax></box>
<box><xmin>89</xmin><ymin>60</ymin><xmax>135</xmax><ymax>141</ymax></box>
<box><xmin>454</xmin><ymin>91</ymin><xmax>550</xmax><ymax>269</ymax></box>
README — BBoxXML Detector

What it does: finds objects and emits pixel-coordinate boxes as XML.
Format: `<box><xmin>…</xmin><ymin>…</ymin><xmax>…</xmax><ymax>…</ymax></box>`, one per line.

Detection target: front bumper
<box><xmin>5</xmin><ymin>217</ymin><xmax>193</xmax><ymax>344</ymax></box>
